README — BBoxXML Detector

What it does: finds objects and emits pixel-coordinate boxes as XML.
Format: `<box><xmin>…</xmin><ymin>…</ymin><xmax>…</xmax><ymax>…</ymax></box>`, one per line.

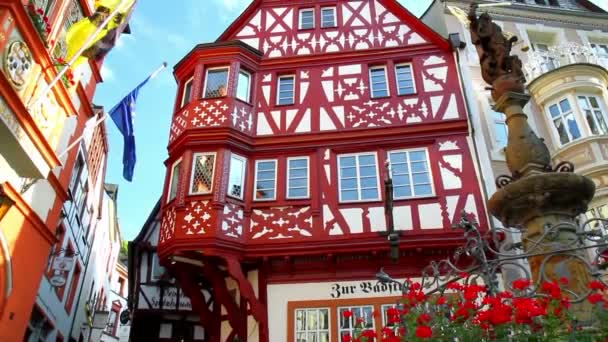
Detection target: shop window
<box><xmin>369</xmin><ymin>66</ymin><xmax>389</xmax><ymax>98</ymax></box>
<box><xmin>548</xmin><ymin>98</ymin><xmax>581</xmax><ymax>145</ymax></box>
<box><xmin>287</xmin><ymin>157</ymin><xmax>309</xmax><ymax>199</ymax></box>
<box><xmin>167</xmin><ymin>159</ymin><xmax>182</xmax><ymax>202</ymax></box>
<box><xmin>338</xmin><ymin>306</ymin><xmax>374</xmax><ymax>339</ymax></box>
<box><xmin>228</xmin><ymin>154</ymin><xmax>247</xmax><ymax>199</ymax></box>
<box><xmin>388</xmin><ymin>149</ymin><xmax>433</xmax><ymax>198</ymax></box>
<box><xmin>277</xmin><ymin>75</ymin><xmax>295</xmax><ymax>105</ymax></box>
<box><xmin>321</xmin><ymin>7</ymin><xmax>337</xmax><ymax>28</ymax></box>
<box><xmin>236</xmin><ymin>70</ymin><xmax>251</xmax><ymax>102</ymax></box>
<box><xmin>578</xmin><ymin>96</ymin><xmax>608</xmax><ymax>136</ymax></box>
<box><xmin>204</xmin><ymin>67</ymin><xmax>229</xmax><ymax>98</ymax></box>
<box><xmin>338</xmin><ymin>153</ymin><xmax>380</xmax><ymax>202</ymax></box>
<box><xmin>181</xmin><ymin>78</ymin><xmax>193</xmax><ymax>107</ymax></box>
<box><xmin>189</xmin><ymin>153</ymin><xmax>216</xmax><ymax>195</ymax></box>
<box><xmin>254</xmin><ymin>160</ymin><xmax>277</xmax><ymax>201</ymax></box>
<box><xmin>299</xmin><ymin>8</ymin><xmax>315</xmax><ymax>30</ymax></box>
<box><xmin>295</xmin><ymin>308</ymin><xmax>330</xmax><ymax>342</ymax></box>
<box><xmin>395</xmin><ymin>64</ymin><xmax>415</xmax><ymax>95</ymax></box>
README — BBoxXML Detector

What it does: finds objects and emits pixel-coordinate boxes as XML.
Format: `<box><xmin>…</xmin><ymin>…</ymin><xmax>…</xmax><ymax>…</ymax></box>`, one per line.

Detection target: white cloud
<box><xmin>101</xmin><ymin>65</ymin><xmax>114</xmax><ymax>81</ymax></box>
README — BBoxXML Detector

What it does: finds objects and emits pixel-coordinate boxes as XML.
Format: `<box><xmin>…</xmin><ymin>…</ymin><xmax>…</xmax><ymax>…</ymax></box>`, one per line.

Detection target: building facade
<box><xmin>0</xmin><ymin>0</ymin><xmax>131</xmax><ymax>340</ymax></box>
<box><xmin>154</xmin><ymin>0</ymin><xmax>490</xmax><ymax>341</ymax></box>
<box><xmin>128</xmin><ymin>200</ymin><xmax>205</xmax><ymax>342</ymax></box>
<box><xmin>441</xmin><ymin>0</ymin><xmax>608</xmax><ymax>225</ymax></box>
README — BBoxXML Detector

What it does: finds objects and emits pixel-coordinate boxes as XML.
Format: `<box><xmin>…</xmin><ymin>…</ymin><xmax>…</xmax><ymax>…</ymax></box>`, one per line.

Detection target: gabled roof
<box><xmin>216</xmin><ymin>0</ymin><xmax>452</xmax><ymax>51</ymax></box>
<box><xmin>578</xmin><ymin>0</ymin><xmax>607</xmax><ymax>13</ymax></box>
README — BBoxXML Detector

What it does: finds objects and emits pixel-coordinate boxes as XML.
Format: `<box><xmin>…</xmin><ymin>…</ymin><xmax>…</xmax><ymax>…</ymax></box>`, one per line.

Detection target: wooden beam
<box><xmin>203</xmin><ymin>262</ymin><xmax>247</xmax><ymax>339</ymax></box>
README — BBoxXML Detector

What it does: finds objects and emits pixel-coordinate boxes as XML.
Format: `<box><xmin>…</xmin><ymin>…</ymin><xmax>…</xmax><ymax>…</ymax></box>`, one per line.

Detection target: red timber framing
<box><xmin>157</xmin><ymin>0</ymin><xmax>490</xmax><ymax>341</ymax></box>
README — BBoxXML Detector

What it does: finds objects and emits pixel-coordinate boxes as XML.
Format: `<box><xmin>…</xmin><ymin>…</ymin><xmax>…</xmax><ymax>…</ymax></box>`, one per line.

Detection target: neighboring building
<box><xmin>0</xmin><ymin>0</ymin><xmax>130</xmax><ymax>340</ymax></box>
<box><xmin>128</xmin><ymin>200</ymin><xmax>205</xmax><ymax>341</ymax></box>
<box><xmin>441</xmin><ymin>0</ymin><xmax>608</xmax><ymax>224</ymax></box>
<box><xmin>154</xmin><ymin>0</ymin><xmax>490</xmax><ymax>341</ymax></box>
<box><xmin>102</xmin><ymin>261</ymin><xmax>129</xmax><ymax>342</ymax></box>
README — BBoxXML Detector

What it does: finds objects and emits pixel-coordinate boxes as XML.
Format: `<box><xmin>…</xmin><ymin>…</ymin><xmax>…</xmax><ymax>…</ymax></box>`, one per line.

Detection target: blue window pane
<box><xmin>289</xmin><ymin>188</ymin><xmax>308</xmax><ymax>198</ymax></box>
<box><xmin>290</xmin><ymin>159</ymin><xmax>307</xmax><ymax>168</ymax></box>
<box><xmin>257</xmin><ymin>190</ymin><xmax>274</xmax><ymax>199</ymax></box>
<box><xmin>390</xmin><ymin>152</ymin><xmax>407</xmax><ymax>163</ymax></box>
<box><xmin>410</xmin><ymin>151</ymin><xmax>426</xmax><ymax>161</ymax></box>
<box><xmin>496</xmin><ymin>123</ymin><xmax>508</xmax><ymax>147</ymax></box>
<box><xmin>340</xmin><ymin>178</ymin><xmax>357</xmax><ymax>190</ymax></box>
<box><xmin>341</xmin><ymin>190</ymin><xmax>358</xmax><ymax>201</ymax></box>
<box><xmin>359</xmin><ymin>166</ymin><xmax>376</xmax><ymax>177</ymax></box>
<box><xmin>340</xmin><ymin>156</ymin><xmax>356</xmax><ymax>167</ymax></box>
<box><xmin>257</xmin><ymin>170</ymin><xmax>275</xmax><ymax>180</ymax></box>
<box><xmin>360</xmin><ymin>176</ymin><xmax>377</xmax><ymax>188</ymax></box>
<box><xmin>394</xmin><ymin>186</ymin><xmax>412</xmax><ymax>198</ymax></box>
<box><xmin>411</xmin><ymin>162</ymin><xmax>427</xmax><ymax>172</ymax></box>
<box><xmin>359</xmin><ymin>155</ymin><xmax>375</xmax><ymax>165</ymax></box>
<box><xmin>413</xmin><ymin>173</ymin><xmax>430</xmax><ymax>184</ymax></box>
<box><xmin>361</xmin><ymin>188</ymin><xmax>378</xmax><ymax>200</ymax></box>
<box><xmin>340</xmin><ymin>167</ymin><xmax>356</xmax><ymax>178</ymax></box>
<box><xmin>391</xmin><ymin>163</ymin><xmax>409</xmax><ymax>175</ymax></box>
<box><xmin>290</xmin><ymin>168</ymin><xmax>307</xmax><ymax>178</ymax></box>
<box><xmin>373</xmin><ymin>89</ymin><xmax>388</xmax><ymax>97</ymax></box>
<box><xmin>258</xmin><ymin>161</ymin><xmax>275</xmax><ymax>171</ymax></box>
<box><xmin>289</xmin><ymin>178</ymin><xmax>307</xmax><ymax>188</ymax></box>
<box><xmin>393</xmin><ymin>174</ymin><xmax>410</xmax><ymax>186</ymax></box>
<box><xmin>257</xmin><ymin>180</ymin><xmax>274</xmax><ymax>189</ymax></box>
<box><xmin>414</xmin><ymin>184</ymin><xmax>432</xmax><ymax>196</ymax></box>
<box><xmin>549</xmin><ymin>104</ymin><xmax>560</xmax><ymax>118</ymax></box>
<box><xmin>559</xmin><ymin>99</ymin><xmax>571</xmax><ymax>113</ymax></box>
<box><xmin>566</xmin><ymin>114</ymin><xmax>581</xmax><ymax>140</ymax></box>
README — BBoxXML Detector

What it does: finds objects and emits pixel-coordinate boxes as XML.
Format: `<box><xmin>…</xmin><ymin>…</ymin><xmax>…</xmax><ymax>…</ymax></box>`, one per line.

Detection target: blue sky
<box><xmin>93</xmin><ymin>0</ymin><xmax>607</xmax><ymax>240</ymax></box>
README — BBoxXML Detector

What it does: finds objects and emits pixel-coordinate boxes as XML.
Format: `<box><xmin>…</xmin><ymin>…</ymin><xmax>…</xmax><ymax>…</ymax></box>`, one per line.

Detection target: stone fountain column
<box><xmin>468</xmin><ymin>4</ymin><xmax>596</xmax><ymax>319</ymax></box>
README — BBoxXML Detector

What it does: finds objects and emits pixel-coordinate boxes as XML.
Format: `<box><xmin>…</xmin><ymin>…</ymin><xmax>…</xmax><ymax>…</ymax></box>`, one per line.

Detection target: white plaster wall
<box><xmin>267</xmin><ymin>278</ymin><xmax>414</xmax><ymax>342</ymax></box>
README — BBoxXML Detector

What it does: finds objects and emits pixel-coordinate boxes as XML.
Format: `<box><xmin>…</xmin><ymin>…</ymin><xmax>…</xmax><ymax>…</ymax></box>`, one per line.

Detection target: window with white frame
<box><xmin>492</xmin><ymin>109</ymin><xmax>508</xmax><ymax>148</ymax></box>
<box><xmin>381</xmin><ymin>304</ymin><xmax>400</xmax><ymax>326</ymax></box>
<box><xmin>167</xmin><ymin>159</ymin><xmax>182</xmax><ymax>202</ymax></box>
<box><xmin>204</xmin><ymin>67</ymin><xmax>229</xmax><ymax>98</ymax></box>
<box><xmin>151</xmin><ymin>254</ymin><xmax>167</xmax><ymax>280</ymax></box>
<box><xmin>369</xmin><ymin>66</ymin><xmax>389</xmax><ymax>98</ymax></box>
<box><xmin>321</xmin><ymin>7</ymin><xmax>336</xmax><ymax>28</ymax></box>
<box><xmin>254</xmin><ymin>160</ymin><xmax>277</xmax><ymax>201</ymax></box>
<box><xmin>277</xmin><ymin>75</ymin><xmax>295</xmax><ymax>105</ymax></box>
<box><xmin>548</xmin><ymin>98</ymin><xmax>582</xmax><ymax>145</ymax></box>
<box><xmin>228</xmin><ymin>154</ymin><xmax>246</xmax><ymax>199</ymax></box>
<box><xmin>338</xmin><ymin>306</ymin><xmax>374</xmax><ymax>340</ymax></box>
<box><xmin>189</xmin><ymin>153</ymin><xmax>216</xmax><ymax>195</ymax></box>
<box><xmin>299</xmin><ymin>8</ymin><xmax>314</xmax><ymax>30</ymax></box>
<box><xmin>181</xmin><ymin>78</ymin><xmax>193</xmax><ymax>107</ymax></box>
<box><xmin>236</xmin><ymin>70</ymin><xmax>251</xmax><ymax>102</ymax></box>
<box><xmin>578</xmin><ymin>96</ymin><xmax>608</xmax><ymax>136</ymax></box>
<box><xmin>295</xmin><ymin>308</ymin><xmax>330</xmax><ymax>342</ymax></box>
<box><xmin>287</xmin><ymin>157</ymin><xmax>309</xmax><ymax>199</ymax></box>
<box><xmin>389</xmin><ymin>149</ymin><xmax>433</xmax><ymax>198</ymax></box>
<box><xmin>395</xmin><ymin>64</ymin><xmax>415</xmax><ymax>95</ymax></box>
<box><xmin>338</xmin><ymin>153</ymin><xmax>380</xmax><ymax>202</ymax></box>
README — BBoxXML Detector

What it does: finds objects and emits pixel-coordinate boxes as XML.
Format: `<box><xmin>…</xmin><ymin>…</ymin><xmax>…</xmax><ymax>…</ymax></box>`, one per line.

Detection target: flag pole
<box><xmin>27</xmin><ymin>0</ymin><xmax>133</xmax><ymax>111</ymax></box>
<box><xmin>56</xmin><ymin>62</ymin><xmax>167</xmax><ymax>160</ymax></box>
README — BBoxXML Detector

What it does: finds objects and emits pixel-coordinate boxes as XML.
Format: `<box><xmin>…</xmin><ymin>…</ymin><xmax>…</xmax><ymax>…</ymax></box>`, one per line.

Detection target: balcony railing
<box><xmin>524</xmin><ymin>44</ymin><xmax>608</xmax><ymax>82</ymax></box>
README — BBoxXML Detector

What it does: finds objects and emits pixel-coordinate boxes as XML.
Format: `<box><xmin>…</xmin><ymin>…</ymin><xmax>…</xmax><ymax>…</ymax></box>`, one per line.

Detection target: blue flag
<box><xmin>108</xmin><ymin>75</ymin><xmax>150</xmax><ymax>182</ymax></box>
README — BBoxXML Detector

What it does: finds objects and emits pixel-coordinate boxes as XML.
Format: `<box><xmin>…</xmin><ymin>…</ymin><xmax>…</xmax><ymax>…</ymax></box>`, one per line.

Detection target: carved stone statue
<box><xmin>468</xmin><ymin>4</ymin><xmax>526</xmax><ymax>100</ymax></box>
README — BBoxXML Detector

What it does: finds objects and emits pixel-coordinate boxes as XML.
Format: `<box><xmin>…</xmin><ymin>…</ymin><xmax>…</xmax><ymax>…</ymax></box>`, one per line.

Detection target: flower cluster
<box><xmin>54</xmin><ymin>57</ymin><xmax>76</xmax><ymax>88</ymax></box>
<box><xmin>348</xmin><ymin>277</ymin><xmax>608</xmax><ymax>341</ymax></box>
<box><xmin>26</xmin><ymin>2</ymin><xmax>52</xmax><ymax>47</ymax></box>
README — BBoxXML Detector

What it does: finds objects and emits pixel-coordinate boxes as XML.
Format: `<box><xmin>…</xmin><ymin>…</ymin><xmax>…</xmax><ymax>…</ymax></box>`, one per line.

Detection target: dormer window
<box><xmin>321</xmin><ymin>7</ymin><xmax>337</xmax><ymax>28</ymax></box>
<box><xmin>299</xmin><ymin>8</ymin><xmax>314</xmax><ymax>30</ymax></box>
<box><xmin>204</xmin><ymin>67</ymin><xmax>229</xmax><ymax>98</ymax></box>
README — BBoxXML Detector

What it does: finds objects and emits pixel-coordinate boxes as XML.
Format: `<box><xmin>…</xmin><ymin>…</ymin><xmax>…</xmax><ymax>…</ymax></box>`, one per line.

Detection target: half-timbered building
<box><xmin>156</xmin><ymin>1</ymin><xmax>490</xmax><ymax>341</ymax></box>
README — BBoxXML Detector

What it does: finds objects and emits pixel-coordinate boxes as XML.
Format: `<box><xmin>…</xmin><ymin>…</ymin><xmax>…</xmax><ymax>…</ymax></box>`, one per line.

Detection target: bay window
<box><xmin>167</xmin><ymin>159</ymin><xmax>182</xmax><ymax>202</ymax></box>
<box><xmin>228</xmin><ymin>154</ymin><xmax>247</xmax><ymax>199</ymax></box>
<box><xmin>578</xmin><ymin>96</ymin><xmax>608</xmax><ymax>136</ymax></box>
<box><xmin>181</xmin><ymin>78</ymin><xmax>193</xmax><ymax>107</ymax></box>
<box><xmin>189</xmin><ymin>153</ymin><xmax>216</xmax><ymax>195</ymax></box>
<box><xmin>236</xmin><ymin>70</ymin><xmax>251</xmax><ymax>102</ymax></box>
<box><xmin>548</xmin><ymin>98</ymin><xmax>581</xmax><ymax>145</ymax></box>
<box><xmin>204</xmin><ymin>67</ymin><xmax>229</xmax><ymax>98</ymax></box>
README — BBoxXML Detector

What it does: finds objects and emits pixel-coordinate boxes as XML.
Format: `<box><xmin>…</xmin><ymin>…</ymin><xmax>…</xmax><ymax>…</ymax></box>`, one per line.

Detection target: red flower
<box><xmin>361</xmin><ymin>330</ymin><xmax>375</xmax><ymax>339</ymax></box>
<box><xmin>437</xmin><ymin>296</ymin><xmax>447</xmax><ymax>305</ymax></box>
<box><xmin>559</xmin><ymin>277</ymin><xmax>569</xmax><ymax>285</ymax></box>
<box><xmin>341</xmin><ymin>334</ymin><xmax>352</xmax><ymax>342</ymax></box>
<box><xmin>417</xmin><ymin>313</ymin><xmax>432</xmax><ymax>325</ymax></box>
<box><xmin>410</xmin><ymin>282</ymin><xmax>421</xmax><ymax>291</ymax></box>
<box><xmin>43</xmin><ymin>16</ymin><xmax>49</xmax><ymax>23</ymax></box>
<box><xmin>512</xmin><ymin>278</ymin><xmax>532</xmax><ymax>291</ymax></box>
<box><xmin>36</xmin><ymin>8</ymin><xmax>44</xmax><ymax>15</ymax></box>
<box><xmin>588</xmin><ymin>293</ymin><xmax>604</xmax><ymax>304</ymax></box>
<box><xmin>589</xmin><ymin>280</ymin><xmax>607</xmax><ymax>291</ymax></box>
<box><xmin>415</xmin><ymin>325</ymin><xmax>432</xmax><ymax>339</ymax></box>
<box><xmin>342</xmin><ymin>310</ymin><xmax>353</xmax><ymax>319</ymax></box>
<box><xmin>541</xmin><ymin>281</ymin><xmax>562</xmax><ymax>299</ymax></box>
<box><xmin>459</xmin><ymin>272</ymin><xmax>470</xmax><ymax>279</ymax></box>
<box><xmin>355</xmin><ymin>317</ymin><xmax>364</xmax><ymax>325</ymax></box>
<box><xmin>57</xmin><ymin>57</ymin><xmax>65</xmax><ymax>64</ymax></box>
<box><xmin>386</xmin><ymin>307</ymin><xmax>400</xmax><ymax>324</ymax></box>
<box><xmin>28</xmin><ymin>3</ymin><xmax>35</xmax><ymax>11</ymax></box>
<box><xmin>447</xmin><ymin>282</ymin><xmax>463</xmax><ymax>291</ymax></box>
